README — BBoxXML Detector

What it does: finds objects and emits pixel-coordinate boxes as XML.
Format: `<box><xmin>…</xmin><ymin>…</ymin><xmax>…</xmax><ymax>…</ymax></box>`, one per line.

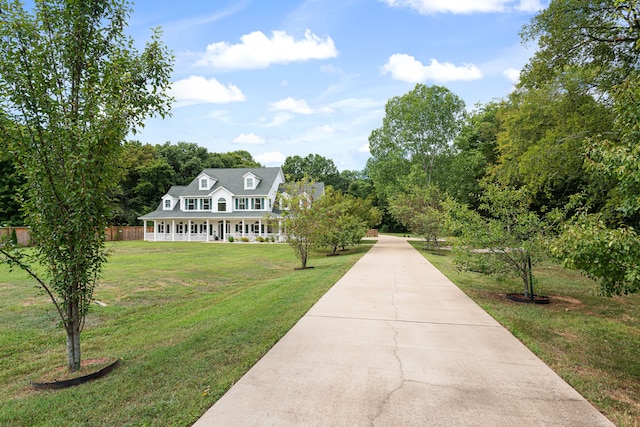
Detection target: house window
<box><xmin>200</xmin><ymin>198</ymin><xmax>211</xmax><ymax>210</ymax></box>
<box><xmin>246</xmin><ymin>177</ymin><xmax>253</xmax><ymax>189</ymax></box>
<box><xmin>254</xmin><ymin>198</ymin><xmax>263</xmax><ymax>210</ymax></box>
<box><xmin>157</xmin><ymin>222</ymin><xmax>165</xmax><ymax>233</ymax></box>
<box><xmin>177</xmin><ymin>222</ymin><xmax>184</xmax><ymax>233</ymax></box>
<box><xmin>236</xmin><ymin>198</ymin><xmax>248</xmax><ymax>210</ymax></box>
<box><xmin>164</xmin><ymin>199</ymin><xmax>171</xmax><ymax>209</ymax></box>
<box><xmin>185</xmin><ymin>198</ymin><xmax>197</xmax><ymax>210</ymax></box>
<box><xmin>218</xmin><ymin>198</ymin><xmax>227</xmax><ymax>212</ymax></box>
<box><xmin>191</xmin><ymin>222</ymin><xmax>198</xmax><ymax>233</ymax></box>
<box><xmin>200</xmin><ymin>178</ymin><xmax>208</xmax><ymax>189</ymax></box>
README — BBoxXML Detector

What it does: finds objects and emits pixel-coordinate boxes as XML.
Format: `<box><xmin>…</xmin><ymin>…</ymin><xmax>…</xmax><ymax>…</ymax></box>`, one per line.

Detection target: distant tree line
<box><xmin>0</xmin><ymin>142</ymin><xmax>382</xmax><ymax>228</ymax></box>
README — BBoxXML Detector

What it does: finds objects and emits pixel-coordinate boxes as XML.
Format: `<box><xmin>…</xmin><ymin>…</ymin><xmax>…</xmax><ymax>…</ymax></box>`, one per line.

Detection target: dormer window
<box><xmin>199</xmin><ymin>178</ymin><xmax>208</xmax><ymax>190</ymax></box>
<box><xmin>244</xmin><ymin>172</ymin><xmax>260</xmax><ymax>190</ymax></box>
<box><xmin>164</xmin><ymin>199</ymin><xmax>171</xmax><ymax>209</ymax></box>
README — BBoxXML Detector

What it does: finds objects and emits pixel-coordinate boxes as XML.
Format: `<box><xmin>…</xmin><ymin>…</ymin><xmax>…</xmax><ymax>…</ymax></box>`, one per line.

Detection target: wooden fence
<box><xmin>0</xmin><ymin>227</ymin><xmax>31</xmax><ymax>246</ymax></box>
<box><xmin>105</xmin><ymin>226</ymin><xmax>144</xmax><ymax>241</ymax></box>
<box><xmin>0</xmin><ymin>226</ymin><xmax>144</xmax><ymax>245</ymax></box>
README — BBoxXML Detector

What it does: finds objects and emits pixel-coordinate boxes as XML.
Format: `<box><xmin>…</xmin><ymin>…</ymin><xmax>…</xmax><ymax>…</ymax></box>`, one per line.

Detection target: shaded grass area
<box><xmin>411</xmin><ymin>242</ymin><xmax>640</xmax><ymax>427</ymax></box>
<box><xmin>0</xmin><ymin>241</ymin><xmax>374</xmax><ymax>426</ymax></box>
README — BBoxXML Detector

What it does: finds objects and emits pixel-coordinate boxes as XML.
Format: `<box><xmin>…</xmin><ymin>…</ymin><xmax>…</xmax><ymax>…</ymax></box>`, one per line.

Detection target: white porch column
<box><xmin>278</xmin><ymin>219</ymin><xmax>283</xmax><ymax>242</ymax></box>
<box><xmin>223</xmin><ymin>220</ymin><xmax>226</xmax><ymax>240</ymax></box>
<box><xmin>171</xmin><ymin>219</ymin><xmax>175</xmax><ymax>242</ymax></box>
<box><xmin>259</xmin><ymin>219</ymin><xmax>262</xmax><ymax>237</ymax></box>
<box><xmin>188</xmin><ymin>220</ymin><xmax>192</xmax><ymax>242</ymax></box>
<box><xmin>153</xmin><ymin>220</ymin><xmax>157</xmax><ymax>242</ymax></box>
<box><xmin>242</xmin><ymin>219</ymin><xmax>245</xmax><ymax>237</ymax></box>
<box><xmin>206</xmin><ymin>220</ymin><xmax>210</xmax><ymax>242</ymax></box>
<box><xmin>143</xmin><ymin>220</ymin><xmax>148</xmax><ymax>241</ymax></box>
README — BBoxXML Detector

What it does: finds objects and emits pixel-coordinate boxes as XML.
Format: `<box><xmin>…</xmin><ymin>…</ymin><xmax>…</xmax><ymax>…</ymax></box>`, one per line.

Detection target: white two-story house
<box><xmin>139</xmin><ymin>167</ymin><xmax>286</xmax><ymax>242</ymax></box>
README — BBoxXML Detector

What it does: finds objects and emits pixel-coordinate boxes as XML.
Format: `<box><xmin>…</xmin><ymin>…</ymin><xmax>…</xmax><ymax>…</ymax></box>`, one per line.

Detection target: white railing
<box><xmin>147</xmin><ymin>232</ymin><xmax>281</xmax><ymax>242</ymax></box>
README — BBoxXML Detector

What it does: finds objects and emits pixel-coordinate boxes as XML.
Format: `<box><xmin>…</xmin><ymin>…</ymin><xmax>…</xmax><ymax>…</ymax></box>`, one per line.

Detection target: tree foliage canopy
<box><xmin>0</xmin><ymin>0</ymin><xmax>173</xmax><ymax>371</ymax></box>
<box><xmin>368</xmin><ymin>84</ymin><xmax>465</xmax><ymax>201</ymax></box>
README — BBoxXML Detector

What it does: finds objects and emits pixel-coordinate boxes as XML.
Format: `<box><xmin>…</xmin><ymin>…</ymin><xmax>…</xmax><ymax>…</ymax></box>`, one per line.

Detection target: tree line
<box><xmin>366</xmin><ymin>0</ymin><xmax>640</xmax><ymax>297</ymax></box>
<box><xmin>0</xmin><ymin>142</ymin><xmax>379</xmax><ymax>227</ymax></box>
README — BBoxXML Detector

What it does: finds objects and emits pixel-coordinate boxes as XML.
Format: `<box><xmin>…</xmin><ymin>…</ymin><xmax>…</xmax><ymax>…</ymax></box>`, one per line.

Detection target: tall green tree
<box><xmin>490</xmin><ymin>78</ymin><xmax>615</xmax><ymax>210</ymax></box>
<box><xmin>114</xmin><ymin>141</ymin><xmax>174</xmax><ymax>225</ymax></box>
<box><xmin>214</xmin><ymin>150</ymin><xmax>262</xmax><ymax>169</ymax></box>
<box><xmin>368</xmin><ymin>84</ymin><xmax>466</xmax><ymax>197</ymax></box>
<box><xmin>282</xmin><ymin>154</ymin><xmax>341</xmax><ymax>188</ymax></box>
<box><xmin>521</xmin><ymin>0</ymin><xmax>640</xmax><ymax>94</ymax></box>
<box><xmin>0</xmin><ymin>0</ymin><xmax>173</xmax><ymax>371</ymax></box>
<box><xmin>446</xmin><ymin>101</ymin><xmax>501</xmax><ymax>207</ymax></box>
<box><xmin>156</xmin><ymin>141</ymin><xmax>209</xmax><ymax>185</ymax></box>
<box><xmin>0</xmin><ymin>156</ymin><xmax>24</xmax><ymax>225</ymax></box>
<box><xmin>522</xmin><ymin>0</ymin><xmax>640</xmax><ymax>295</ymax></box>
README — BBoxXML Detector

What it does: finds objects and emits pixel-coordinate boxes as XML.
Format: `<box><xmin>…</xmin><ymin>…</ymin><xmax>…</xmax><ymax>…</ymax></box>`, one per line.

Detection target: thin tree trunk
<box><xmin>66</xmin><ymin>301</ymin><xmax>82</xmax><ymax>372</ymax></box>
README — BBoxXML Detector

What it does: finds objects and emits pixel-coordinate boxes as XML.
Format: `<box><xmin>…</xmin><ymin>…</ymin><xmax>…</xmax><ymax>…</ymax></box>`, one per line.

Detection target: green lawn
<box><xmin>411</xmin><ymin>242</ymin><xmax>640</xmax><ymax>427</ymax></box>
<box><xmin>0</xmin><ymin>240</ymin><xmax>374</xmax><ymax>426</ymax></box>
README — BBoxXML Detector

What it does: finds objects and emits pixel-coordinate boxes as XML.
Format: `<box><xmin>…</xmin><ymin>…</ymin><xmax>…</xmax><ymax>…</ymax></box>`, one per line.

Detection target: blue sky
<box><xmin>127</xmin><ymin>0</ymin><xmax>548</xmax><ymax>171</ymax></box>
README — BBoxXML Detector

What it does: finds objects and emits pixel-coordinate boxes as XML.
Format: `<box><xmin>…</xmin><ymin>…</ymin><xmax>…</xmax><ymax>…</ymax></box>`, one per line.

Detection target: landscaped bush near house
<box><xmin>228</xmin><ymin>236</ymin><xmax>234</xmax><ymax>242</ymax></box>
<box><xmin>240</xmin><ymin>237</ymin><xmax>250</xmax><ymax>242</ymax></box>
<box><xmin>256</xmin><ymin>236</ymin><xmax>265</xmax><ymax>242</ymax></box>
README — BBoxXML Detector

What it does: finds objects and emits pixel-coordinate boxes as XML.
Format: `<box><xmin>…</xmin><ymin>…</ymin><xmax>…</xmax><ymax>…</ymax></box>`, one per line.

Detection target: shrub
<box><xmin>256</xmin><ymin>236</ymin><xmax>265</xmax><ymax>242</ymax></box>
<box><xmin>241</xmin><ymin>237</ymin><xmax>249</xmax><ymax>242</ymax></box>
<box><xmin>228</xmin><ymin>236</ymin><xmax>234</xmax><ymax>242</ymax></box>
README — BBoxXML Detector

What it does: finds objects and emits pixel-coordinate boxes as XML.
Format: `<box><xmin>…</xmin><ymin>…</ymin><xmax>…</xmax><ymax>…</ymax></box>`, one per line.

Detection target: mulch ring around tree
<box><xmin>506</xmin><ymin>293</ymin><xmax>550</xmax><ymax>304</ymax></box>
<box><xmin>31</xmin><ymin>357</ymin><xmax>119</xmax><ymax>390</ymax></box>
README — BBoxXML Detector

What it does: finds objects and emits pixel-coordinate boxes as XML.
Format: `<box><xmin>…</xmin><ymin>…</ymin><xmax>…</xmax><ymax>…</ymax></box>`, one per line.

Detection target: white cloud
<box><xmin>503</xmin><ymin>67</ymin><xmax>521</xmax><ymax>83</ymax></box>
<box><xmin>269</xmin><ymin>97</ymin><xmax>314</xmax><ymax>114</ymax></box>
<box><xmin>516</xmin><ymin>0</ymin><xmax>546</xmax><ymax>12</ymax></box>
<box><xmin>382</xmin><ymin>0</ymin><xmax>509</xmax><ymax>14</ymax></box>
<box><xmin>262</xmin><ymin>113</ymin><xmax>294</xmax><ymax>127</ymax></box>
<box><xmin>268</xmin><ymin>97</ymin><xmax>334</xmax><ymax>115</ymax></box>
<box><xmin>170</xmin><ymin>76</ymin><xmax>245</xmax><ymax>106</ymax></box>
<box><xmin>233</xmin><ymin>132</ymin><xmax>265</xmax><ymax>144</ymax></box>
<box><xmin>315</xmin><ymin>125</ymin><xmax>335</xmax><ymax>134</ymax></box>
<box><xmin>381</xmin><ymin>0</ymin><xmax>546</xmax><ymax>14</ymax></box>
<box><xmin>381</xmin><ymin>54</ymin><xmax>483</xmax><ymax>83</ymax></box>
<box><xmin>255</xmin><ymin>151</ymin><xmax>287</xmax><ymax>165</ymax></box>
<box><xmin>207</xmin><ymin>110</ymin><xmax>232</xmax><ymax>122</ymax></box>
<box><xmin>196</xmin><ymin>29</ymin><xmax>338</xmax><ymax>69</ymax></box>
<box><xmin>329</xmin><ymin>98</ymin><xmax>385</xmax><ymax>112</ymax></box>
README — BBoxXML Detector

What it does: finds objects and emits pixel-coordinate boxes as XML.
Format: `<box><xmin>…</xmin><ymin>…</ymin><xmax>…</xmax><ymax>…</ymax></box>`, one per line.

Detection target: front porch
<box><xmin>141</xmin><ymin>218</ymin><xmax>282</xmax><ymax>242</ymax></box>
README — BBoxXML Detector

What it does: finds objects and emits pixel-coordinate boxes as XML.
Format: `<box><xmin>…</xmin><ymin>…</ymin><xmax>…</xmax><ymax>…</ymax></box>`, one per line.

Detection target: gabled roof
<box><xmin>164</xmin><ymin>186</ymin><xmax>187</xmax><ymax>199</ymax></box>
<box><xmin>179</xmin><ymin>167</ymin><xmax>283</xmax><ymax>197</ymax></box>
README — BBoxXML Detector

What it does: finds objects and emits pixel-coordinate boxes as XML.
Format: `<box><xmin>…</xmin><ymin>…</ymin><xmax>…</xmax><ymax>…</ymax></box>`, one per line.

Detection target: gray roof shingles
<box><xmin>139</xmin><ymin>167</ymin><xmax>284</xmax><ymax>221</ymax></box>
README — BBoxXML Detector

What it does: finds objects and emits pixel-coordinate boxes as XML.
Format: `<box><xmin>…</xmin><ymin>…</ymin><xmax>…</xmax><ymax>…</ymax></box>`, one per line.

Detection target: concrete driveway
<box><xmin>193</xmin><ymin>235</ymin><xmax>614</xmax><ymax>426</ymax></box>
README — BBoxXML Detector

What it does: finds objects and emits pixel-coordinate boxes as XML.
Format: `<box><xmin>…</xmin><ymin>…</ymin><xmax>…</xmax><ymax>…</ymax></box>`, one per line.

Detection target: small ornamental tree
<box><xmin>0</xmin><ymin>0</ymin><xmax>173</xmax><ymax>372</ymax></box>
<box><xmin>389</xmin><ymin>185</ymin><xmax>445</xmax><ymax>250</ymax></box>
<box><xmin>315</xmin><ymin>187</ymin><xmax>381</xmax><ymax>255</ymax></box>
<box><xmin>277</xmin><ymin>180</ymin><xmax>325</xmax><ymax>269</ymax></box>
<box><xmin>445</xmin><ymin>184</ymin><xmax>547</xmax><ymax>301</ymax></box>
